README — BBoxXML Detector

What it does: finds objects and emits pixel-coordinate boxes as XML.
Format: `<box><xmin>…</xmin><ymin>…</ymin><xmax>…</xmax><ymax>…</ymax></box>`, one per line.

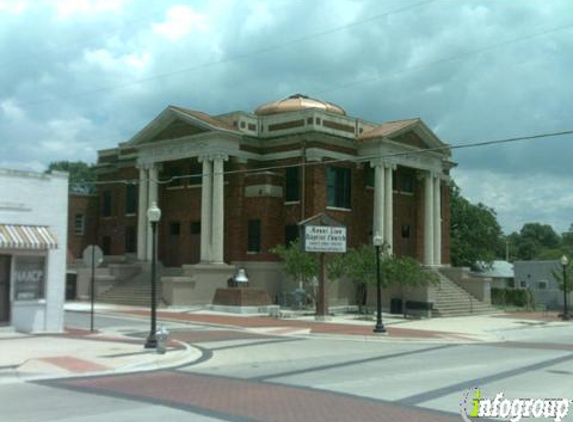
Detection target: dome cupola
<box><xmin>254</xmin><ymin>94</ymin><xmax>346</xmax><ymax>116</ymax></box>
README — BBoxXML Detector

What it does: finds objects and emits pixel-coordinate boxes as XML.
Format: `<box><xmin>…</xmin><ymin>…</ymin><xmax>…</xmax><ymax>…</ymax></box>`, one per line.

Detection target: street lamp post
<box><xmin>144</xmin><ymin>202</ymin><xmax>161</xmax><ymax>349</ymax></box>
<box><xmin>561</xmin><ymin>255</ymin><xmax>570</xmax><ymax>321</ymax></box>
<box><xmin>373</xmin><ymin>232</ymin><xmax>386</xmax><ymax>334</ymax></box>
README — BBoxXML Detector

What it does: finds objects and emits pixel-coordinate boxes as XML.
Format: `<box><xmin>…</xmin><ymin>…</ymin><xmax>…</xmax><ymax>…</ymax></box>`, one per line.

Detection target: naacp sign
<box><xmin>304</xmin><ymin>226</ymin><xmax>347</xmax><ymax>253</ymax></box>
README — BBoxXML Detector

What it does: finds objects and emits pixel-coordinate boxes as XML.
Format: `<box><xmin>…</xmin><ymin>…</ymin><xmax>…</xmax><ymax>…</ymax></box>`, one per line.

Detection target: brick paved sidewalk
<box><xmin>53</xmin><ymin>370</ymin><xmax>461</xmax><ymax>422</ymax></box>
<box><xmin>123</xmin><ymin>310</ymin><xmax>472</xmax><ymax>341</ymax></box>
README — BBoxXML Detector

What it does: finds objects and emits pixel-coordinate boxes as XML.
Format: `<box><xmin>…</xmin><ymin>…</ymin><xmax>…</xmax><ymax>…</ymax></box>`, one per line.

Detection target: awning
<box><xmin>0</xmin><ymin>224</ymin><xmax>58</xmax><ymax>250</ymax></box>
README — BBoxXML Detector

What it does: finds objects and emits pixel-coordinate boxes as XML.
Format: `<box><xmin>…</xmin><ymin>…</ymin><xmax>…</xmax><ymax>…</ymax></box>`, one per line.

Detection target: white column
<box><xmin>200</xmin><ymin>157</ymin><xmax>213</xmax><ymax>262</ymax></box>
<box><xmin>424</xmin><ymin>171</ymin><xmax>434</xmax><ymax>266</ymax></box>
<box><xmin>372</xmin><ymin>164</ymin><xmax>385</xmax><ymax>241</ymax></box>
<box><xmin>384</xmin><ymin>166</ymin><xmax>393</xmax><ymax>253</ymax></box>
<box><xmin>137</xmin><ymin>167</ymin><xmax>148</xmax><ymax>261</ymax></box>
<box><xmin>433</xmin><ymin>175</ymin><xmax>442</xmax><ymax>266</ymax></box>
<box><xmin>146</xmin><ymin>166</ymin><xmax>158</xmax><ymax>261</ymax></box>
<box><xmin>211</xmin><ymin>156</ymin><xmax>226</xmax><ymax>263</ymax></box>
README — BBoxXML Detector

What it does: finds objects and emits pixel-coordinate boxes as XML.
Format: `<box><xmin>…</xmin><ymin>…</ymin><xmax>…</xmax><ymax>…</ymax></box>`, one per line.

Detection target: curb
<box><xmin>0</xmin><ymin>338</ymin><xmax>204</xmax><ymax>384</ymax></box>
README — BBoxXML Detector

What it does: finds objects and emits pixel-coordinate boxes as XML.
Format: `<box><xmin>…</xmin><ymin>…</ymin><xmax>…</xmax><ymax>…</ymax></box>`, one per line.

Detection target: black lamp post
<box><xmin>373</xmin><ymin>232</ymin><xmax>387</xmax><ymax>334</ymax></box>
<box><xmin>144</xmin><ymin>201</ymin><xmax>161</xmax><ymax>349</ymax></box>
<box><xmin>561</xmin><ymin>255</ymin><xmax>570</xmax><ymax>321</ymax></box>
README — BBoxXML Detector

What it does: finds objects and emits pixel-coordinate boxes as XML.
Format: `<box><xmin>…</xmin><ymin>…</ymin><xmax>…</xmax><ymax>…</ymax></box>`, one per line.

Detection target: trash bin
<box><xmin>390</xmin><ymin>298</ymin><xmax>402</xmax><ymax>314</ymax></box>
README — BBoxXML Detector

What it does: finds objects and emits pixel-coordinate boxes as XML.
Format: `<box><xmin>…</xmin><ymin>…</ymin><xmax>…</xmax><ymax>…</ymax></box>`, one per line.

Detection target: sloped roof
<box><xmin>473</xmin><ymin>260</ymin><xmax>514</xmax><ymax>278</ymax></box>
<box><xmin>169</xmin><ymin>106</ymin><xmax>237</xmax><ymax>131</ymax></box>
<box><xmin>358</xmin><ymin>118</ymin><xmax>420</xmax><ymax>141</ymax></box>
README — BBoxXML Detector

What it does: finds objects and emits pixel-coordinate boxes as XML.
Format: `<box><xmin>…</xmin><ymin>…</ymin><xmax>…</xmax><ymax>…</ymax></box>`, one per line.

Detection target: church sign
<box><xmin>303</xmin><ymin>225</ymin><xmax>347</xmax><ymax>253</ymax></box>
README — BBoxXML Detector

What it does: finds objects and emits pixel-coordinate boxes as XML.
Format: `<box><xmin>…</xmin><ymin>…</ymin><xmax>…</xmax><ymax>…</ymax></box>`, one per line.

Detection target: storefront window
<box><xmin>14</xmin><ymin>256</ymin><xmax>45</xmax><ymax>300</ymax></box>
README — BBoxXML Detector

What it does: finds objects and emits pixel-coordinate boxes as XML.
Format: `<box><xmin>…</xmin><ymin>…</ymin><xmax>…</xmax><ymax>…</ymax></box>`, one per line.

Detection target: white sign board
<box><xmin>304</xmin><ymin>225</ymin><xmax>347</xmax><ymax>253</ymax></box>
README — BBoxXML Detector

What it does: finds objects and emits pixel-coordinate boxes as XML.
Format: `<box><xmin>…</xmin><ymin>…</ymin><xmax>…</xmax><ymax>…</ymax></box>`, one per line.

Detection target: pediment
<box><xmin>388</xmin><ymin>121</ymin><xmax>449</xmax><ymax>155</ymax></box>
<box><xmin>151</xmin><ymin>118</ymin><xmax>209</xmax><ymax>142</ymax></box>
<box><xmin>392</xmin><ymin>130</ymin><xmax>427</xmax><ymax>149</ymax></box>
<box><xmin>128</xmin><ymin>106</ymin><xmax>237</xmax><ymax>146</ymax></box>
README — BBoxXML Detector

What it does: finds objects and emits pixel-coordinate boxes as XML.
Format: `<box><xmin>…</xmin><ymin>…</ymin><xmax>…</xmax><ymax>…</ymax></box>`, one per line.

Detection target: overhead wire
<box><xmin>27</xmin><ymin>16</ymin><xmax>573</xmax><ymax>150</ymax></box>
<box><xmin>17</xmin><ymin>0</ymin><xmax>438</xmax><ymax>108</ymax></box>
<box><xmin>68</xmin><ymin>128</ymin><xmax>573</xmax><ymax>188</ymax></box>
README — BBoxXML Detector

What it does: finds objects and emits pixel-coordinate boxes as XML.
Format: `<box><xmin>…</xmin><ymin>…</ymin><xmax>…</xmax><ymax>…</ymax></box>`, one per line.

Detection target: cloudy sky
<box><xmin>1</xmin><ymin>0</ymin><xmax>572</xmax><ymax>234</ymax></box>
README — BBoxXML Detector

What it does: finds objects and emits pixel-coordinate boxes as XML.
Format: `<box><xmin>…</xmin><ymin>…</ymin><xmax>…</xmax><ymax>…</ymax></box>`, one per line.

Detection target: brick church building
<box><xmin>69</xmin><ymin>94</ymin><xmax>457</xmax><ymax>308</ymax></box>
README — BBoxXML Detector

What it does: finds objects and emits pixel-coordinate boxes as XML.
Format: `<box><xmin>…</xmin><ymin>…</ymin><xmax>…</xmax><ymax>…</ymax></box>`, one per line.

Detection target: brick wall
<box><xmin>78</xmin><ymin>138</ymin><xmax>451</xmax><ymax>266</ymax></box>
<box><xmin>67</xmin><ymin>193</ymin><xmax>98</xmax><ymax>259</ymax></box>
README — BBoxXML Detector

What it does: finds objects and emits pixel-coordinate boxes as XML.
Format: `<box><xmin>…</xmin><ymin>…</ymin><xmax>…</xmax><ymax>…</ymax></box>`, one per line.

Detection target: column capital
<box><xmin>198</xmin><ymin>153</ymin><xmax>230</xmax><ymax>163</ymax></box>
<box><xmin>137</xmin><ymin>162</ymin><xmax>155</xmax><ymax>170</ymax></box>
<box><xmin>369</xmin><ymin>160</ymin><xmax>396</xmax><ymax>170</ymax></box>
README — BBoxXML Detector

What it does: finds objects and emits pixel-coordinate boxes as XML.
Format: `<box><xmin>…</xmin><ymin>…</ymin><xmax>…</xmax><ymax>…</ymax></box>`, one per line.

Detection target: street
<box><xmin>1</xmin><ymin>311</ymin><xmax>572</xmax><ymax>422</ymax></box>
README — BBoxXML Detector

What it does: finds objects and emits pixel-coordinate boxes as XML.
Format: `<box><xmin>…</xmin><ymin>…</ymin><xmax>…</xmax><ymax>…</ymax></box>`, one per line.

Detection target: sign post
<box><xmin>82</xmin><ymin>245</ymin><xmax>103</xmax><ymax>332</ymax></box>
<box><xmin>299</xmin><ymin>214</ymin><xmax>347</xmax><ymax>320</ymax></box>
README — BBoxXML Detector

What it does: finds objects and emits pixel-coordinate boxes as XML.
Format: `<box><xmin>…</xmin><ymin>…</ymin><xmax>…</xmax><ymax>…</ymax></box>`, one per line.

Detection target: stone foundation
<box><xmin>212</xmin><ymin>287</ymin><xmax>272</xmax><ymax>307</ymax></box>
<box><xmin>162</xmin><ymin>263</ymin><xmax>235</xmax><ymax>306</ymax></box>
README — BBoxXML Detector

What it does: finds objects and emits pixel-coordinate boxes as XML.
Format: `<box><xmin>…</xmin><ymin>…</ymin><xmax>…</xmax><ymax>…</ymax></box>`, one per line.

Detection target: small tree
<box><xmin>271</xmin><ymin>240</ymin><xmax>318</xmax><ymax>306</ymax></box>
<box><xmin>384</xmin><ymin>256</ymin><xmax>438</xmax><ymax>317</ymax></box>
<box><xmin>551</xmin><ymin>261</ymin><xmax>573</xmax><ymax>297</ymax></box>
<box><xmin>329</xmin><ymin>244</ymin><xmax>381</xmax><ymax>314</ymax></box>
<box><xmin>330</xmin><ymin>245</ymin><xmax>438</xmax><ymax>316</ymax></box>
<box><xmin>46</xmin><ymin>160</ymin><xmax>96</xmax><ymax>194</ymax></box>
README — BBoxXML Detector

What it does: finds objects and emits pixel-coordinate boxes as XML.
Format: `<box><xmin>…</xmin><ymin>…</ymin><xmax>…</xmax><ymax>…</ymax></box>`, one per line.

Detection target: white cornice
<box><xmin>359</xmin><ymin>141</ymin><xmax>444</xmax><ymax>173</ymax></box>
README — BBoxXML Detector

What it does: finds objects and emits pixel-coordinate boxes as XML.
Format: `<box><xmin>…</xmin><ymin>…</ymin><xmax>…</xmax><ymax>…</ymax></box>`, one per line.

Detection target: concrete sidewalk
<box><xmin>1</xmin><ymin>303</ymin><xmax>568</xmax><ymax>384</ymax></box>
<box><xmin>0</xmin><ymin>325</ymin><xmax>201</xmax><ymax>384</ymax></box>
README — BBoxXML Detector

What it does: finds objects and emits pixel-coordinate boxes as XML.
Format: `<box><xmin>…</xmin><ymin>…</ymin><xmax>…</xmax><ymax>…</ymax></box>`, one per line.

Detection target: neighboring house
<box><xmin>0</xmin><ymin>168</ymin><xmax>68</xmax><ymax>333</ymax></box>
<box><xmin>514</xmin><ymin>260</ymin><xmax>572</xmax><ymax>310</ymax></box>
<box><xmin>70</xmin><ymin>93</ymin><xmax>456</xmax><ymax>307</ymax></box>
<box><xmin>472</xmin><ymin>260</ymin><xmax>515</xmax><ymax>288</ymax></box>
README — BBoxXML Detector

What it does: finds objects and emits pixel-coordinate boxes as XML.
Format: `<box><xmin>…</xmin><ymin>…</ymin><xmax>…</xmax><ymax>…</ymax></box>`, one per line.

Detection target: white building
<box><xmin>0</xmin><ymin>168</ymin><xmax>68</xmax><ymax>333</ymax></box>
<box><xmin>514</xmin><ymin>260</ymin><xmax>572</xmax><ymax>310</ymax></box>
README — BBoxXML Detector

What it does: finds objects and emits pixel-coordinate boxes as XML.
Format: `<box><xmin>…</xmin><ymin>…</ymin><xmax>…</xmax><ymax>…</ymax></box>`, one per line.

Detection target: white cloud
<box><xmin>0</xmin><ymin>160</ymin><xmax>45</xmax><ymax>172</ymax></box>
<box><xmin>51</xmin><ymin>0</ymin><xmax>123</xmax><ymax>19</ymax></box>
<box><xmin>123</xmin><ymin>52</ymin><xmax>151</xmax><ymax>71</ymax></box>
<box><xmin>0</xmin><ymin>99</ymin><xmax>26</xmax><ymax>120</ymax></box>
<box><xmin>453</xmin><ymin>168</ymin><xmax>573</xmax><ymax>234</ymax></box>
<box><xmin>152</xmin><ymin>5</ymin><xmax>209</xmax><ymax>40</ymax></box>
<box><xmin>0</xmin><ymin>1</ymin><xmax>28</xmax><ymax>14</ymax></box>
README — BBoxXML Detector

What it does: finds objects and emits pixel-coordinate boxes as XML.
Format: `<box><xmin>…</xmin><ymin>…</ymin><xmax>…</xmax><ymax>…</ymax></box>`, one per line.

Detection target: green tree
<box><xmin>46</xmin><ymin>160</ymin><xmax>96</xmax><ymax>193</ymax></box>
<box><xmin>551</xmin><ymin>262</ymin><xmax>573</xmax><ymax>313</ymax></box>
<box><xmin>561</xmin><ymin>224</ymin><xmax>573</xmax><ymax>249</ymax></box>
<box><xmin>271</xmin><ymin>240</ymin><xmax>318</xmax><ymax>305</ymax></box>
<box><xmin>384</xmin><ymin>256</ymin><xmax>438</xmax><ymax>317</ymax></box>
<box><xmin>328</xmin><ymin>244</ymin><xmax>380</xmax><ymax>313</ymax></box>
<box><xmin>449</xmin><ymin>182</ymin><xmax>504</xmax><ymax>268</ymax></box>
<box><xmin>329</xmin><ymin>245</ymin><xmax>437</xmax><ymax>316</ymax></box>
<box><xmin>509</xmin><ymin>223</ymin><xmax>565</xmax><ymax>260</ymax></box>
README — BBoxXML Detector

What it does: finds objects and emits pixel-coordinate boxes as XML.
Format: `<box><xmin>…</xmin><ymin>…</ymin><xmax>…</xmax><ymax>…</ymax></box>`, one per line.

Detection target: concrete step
<box><xmin>431</xmin><ymin>269</ymin><xmax>496</xmax><ymax>317</ymax></box>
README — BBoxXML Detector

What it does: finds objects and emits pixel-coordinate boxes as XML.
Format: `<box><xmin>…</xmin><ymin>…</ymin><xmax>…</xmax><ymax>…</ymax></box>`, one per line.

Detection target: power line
<box><xmin>17</xmin><ymin>0</ymin><xmax>437</xmax><ymax>107</ymax></box>
<box><xmin>25</xmin><ymin>16</ymin><xmax>573</xmax><ymax>150</ymax></box>
<box><xmin>312</xmin><ymin>21</ymin><xmax>573</xmax><ymax>96</ymax></box>
<box><xmin>69</xmin><ymin>128</ymin><xmax>573</xmax><ymax>188</ymax></box>
<box><xmin>7</xmin><ymin>5</ymin><xmax>168</xmax><ymax>69</ymax></box>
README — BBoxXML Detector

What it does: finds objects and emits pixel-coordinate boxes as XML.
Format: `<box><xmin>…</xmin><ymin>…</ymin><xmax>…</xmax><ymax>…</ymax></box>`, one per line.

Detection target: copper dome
<box><xmin>254</xmin><ymin>94</ymin><xmax>346</xmax><ymax>116</ymax></box>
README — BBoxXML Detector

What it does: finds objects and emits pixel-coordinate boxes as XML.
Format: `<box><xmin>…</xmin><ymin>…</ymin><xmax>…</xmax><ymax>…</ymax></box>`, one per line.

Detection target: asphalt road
<box><xmin>1</xmin><ymin>311</ymin><xmax>572</xmax><ymax>422</ymax></box>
